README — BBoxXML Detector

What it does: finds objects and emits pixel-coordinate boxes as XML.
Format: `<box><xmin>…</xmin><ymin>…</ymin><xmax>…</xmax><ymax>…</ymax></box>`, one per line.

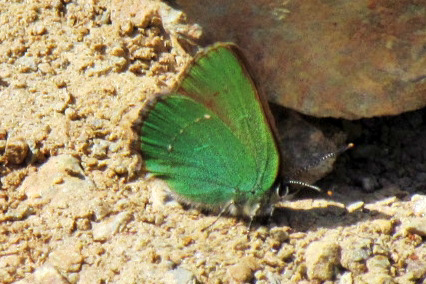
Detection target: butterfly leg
<box><xmin>200</xmin><ymin>201</ymin><xmax>235</xmax><ymax>232</ymax></box>
<box><xmin>247</xmin><ymin>203</ymin><xmax>261</xmax><ymax>233</ymax></box>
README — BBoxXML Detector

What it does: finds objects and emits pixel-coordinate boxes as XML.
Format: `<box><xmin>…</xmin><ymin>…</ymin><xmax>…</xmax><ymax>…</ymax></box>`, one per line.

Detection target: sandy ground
<box><xmin>0</xmin><ymin>1</ymin><xmax>424</xmax><ymax>283</ymax></box>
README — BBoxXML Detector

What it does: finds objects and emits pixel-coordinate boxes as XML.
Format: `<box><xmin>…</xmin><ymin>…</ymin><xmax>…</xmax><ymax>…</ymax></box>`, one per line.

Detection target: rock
<box><xmin>339</xmin><ymin>272</ymin><xmax>353</xmax><ymax>284</ymax></box>
<box><xmin>305</xmin><ymin>241</ymin><xmax>340</xmax><ymax>281</ymax></box>
<box><xmin>92</xmin><ymin>202</ymin><xmax>113</xmax><ymax>221</ymax></box>
<box><xmin>340</xmin><ymin>238</ymin><xmax>372</xmax><ymax>273</ymax></box>
<box><xmin>3</xmin><ymin>137</ymin><xmax>29</xmax><ymax>164</ymax></box>
<box><xmin>0</xmin><ymin>254</ymin><xmax>25</xmax><ymax>283</ymax></box>
<box><xmin>366</xmin><ymin>255</ymin><xmax>391</xmax><ymax>273</ymax></box>
<box><xmin>48</xmin><ymin>247</ymin><xmax>83</xmax><ymax>273</ymax></box>
<box><xmin>368</xmin><ymin>220</ymin><xmax>394</xmax><ymax>235</ymax></box>
<box><xmin>90</xmin><ymin>139</ymin><xmax>109</xmax><ymax>159</ymax></box>
<box><xmin>111</xmin><ymin>0</ymin><xmax>202</xmax><ymax>46</ymax></box>
<box><xmin>404</xmin><ymin>252</ymin><xmax>426</xmax><ymax>281</ymax></box>
<box><xmin>0</xmin><ymin>128</ymin><xmax>7</xmax><ymax>140</ymax></box>
<box><xmin>0</xmin><ymin>204</ymin><xmax>34</xmax><ymax>222</ymax></box>
<box><xmin>17</xmin><ymin>155</ymin><xmax>106</xmax><ymax>230</ymax></box>
<box><xmin>149</xmin><ymin>179</ymin><xmax>181</xmax><ymax>211</ymax></box>
<box><xmin>269</xmin><ymin>227</ymin><xmax>289</xmax><ymax>244</ymax></box>
<box><xmin>16</xmin><ymin>57</ymin><xmax>37</xmax><ymax>73</ymax></box>
<box><xmin>355</xmin><ymin>272</ymin><xmax>395</xmax><ymax>284</ymax></box>
<box><xmin>18</xmin><ymin>154</ymin><xmax>92</xmax><ymax>199</ymax></box>
<box><xmin>277</xmin><ymin>244</ymin><xmax>295</xmax><ymax>261</ymax></box>
<box><xmin>174</xmin><ymin>0</ymin><xmax>426</xmax><ymax>119</ymax></box>
<box><xmin>15</xmin><ymin>264</ymin><xmax>68</xmax><ymax>284</ymax></box>
<box><xmin>277</xmin><ymin>111</ymin><xmax>341</xmax><ymax>183</ymax></box>
<box><xmin>400</xmin><ymin>217</ymin><xmax>426</xmax><ymax>237</ymax></box>
<box><xmin>226</xmin><ymin>256</ymin><xmax>258</xmax><ymax>283</ymax></box>
<box><xmin>346</xmin><ymin>201</ymin><xmax>365</xmax><ymax>213</ymax></box>
<box><xmin>412</xmin><ymin>194</ymin><xmax>426</xmax><ymax>216</ymax></box>
<box><xmin>92</xmin><ymin>211</ymin><xmax>133</xmax><ymax>241</ymax></box>
<box><xmin>165</xmin><ymin>267</ymin><xmax>198</xmax><ymax>284</ymax></box>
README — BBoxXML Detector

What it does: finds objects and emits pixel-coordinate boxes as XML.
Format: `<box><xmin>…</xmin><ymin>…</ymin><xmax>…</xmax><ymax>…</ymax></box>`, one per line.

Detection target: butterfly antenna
<box><xmin>290</xmin><ymin>143</ymin><xmax>354</xmax><ymax>178</ymax></box>
<box><xmin>285</xmin><ymin>180</ymin><xmax>322</xmax><ymax>192</ymax></box>
<box><xmin>283</xmin><ymin>143</ymin><xmax>354</xmax><ymax>195</ymax></box>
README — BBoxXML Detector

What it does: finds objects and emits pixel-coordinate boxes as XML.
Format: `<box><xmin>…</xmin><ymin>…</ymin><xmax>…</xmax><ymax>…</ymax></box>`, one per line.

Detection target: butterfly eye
<box><xmin>276</xmin><ymin>181</ymin><xmax>290</xmax><ymax>198</ymax></box>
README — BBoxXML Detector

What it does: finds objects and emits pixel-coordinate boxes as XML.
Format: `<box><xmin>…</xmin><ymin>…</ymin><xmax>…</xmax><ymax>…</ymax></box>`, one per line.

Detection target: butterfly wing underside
<box><xmin>140</xmin><ymin>43</ymin><xmax>280</xmax><ymax>208</ymax></box>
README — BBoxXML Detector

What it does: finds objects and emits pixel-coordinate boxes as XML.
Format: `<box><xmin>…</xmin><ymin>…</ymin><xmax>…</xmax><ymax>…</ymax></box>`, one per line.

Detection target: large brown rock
<box><xmin>174</xmin><ymin>0</ymin><xmax>426</xmax><ymax>119</ymax></box>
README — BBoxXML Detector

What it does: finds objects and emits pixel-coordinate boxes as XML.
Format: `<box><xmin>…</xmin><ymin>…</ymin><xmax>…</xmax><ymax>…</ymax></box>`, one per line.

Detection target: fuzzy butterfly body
<box><xmin>140</xmin><ymin>43</ymin><xmax>282</xmax><ymax>218</ymax></box>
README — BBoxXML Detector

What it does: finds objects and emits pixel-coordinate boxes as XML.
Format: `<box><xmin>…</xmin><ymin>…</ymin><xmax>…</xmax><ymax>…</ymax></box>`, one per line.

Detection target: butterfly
<box><xmin>140</xmin><ymin>42</ymin><xmax>330</xmax><ymax>223</ymax></box>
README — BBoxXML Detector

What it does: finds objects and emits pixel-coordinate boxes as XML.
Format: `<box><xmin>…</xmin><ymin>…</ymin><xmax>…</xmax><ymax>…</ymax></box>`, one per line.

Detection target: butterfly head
<box><xmin>234</xmin><ymin>181</ymin><xmax>283</xmax><ymax>220</ymax></box>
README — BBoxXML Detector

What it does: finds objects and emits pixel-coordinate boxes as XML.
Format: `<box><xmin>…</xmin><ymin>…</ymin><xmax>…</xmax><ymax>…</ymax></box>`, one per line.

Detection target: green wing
<box><xmin>140</xmin><ymin>43</ymin><xmax>280</xmax><ymax>207</ymax></box>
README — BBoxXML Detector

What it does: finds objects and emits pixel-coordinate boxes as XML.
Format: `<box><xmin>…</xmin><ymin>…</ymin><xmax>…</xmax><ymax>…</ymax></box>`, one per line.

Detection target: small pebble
<box><xmin>254</xmin><ymin>226</ymin><xmax>268</xmax><ymax>240</ymax></box>
<box><xmin>31</xmin><ymin>264</ymin><xmax>68</xmax><ymax>283</ymax></box>
<box><xmin>38</xmin><ymin>63</ymin><xmax>54</xmax><ymax>74</ymax></box>
<box><xmin>48</xmin><ymin>248</ymin><xmax>83</xmax><ymax>273</ymax></box>
<box><xmin>113</xmin><ymin>165</ymin><xmax>127</xmax><ymax>175</ymax></box>
<box><xmin>91</xmin><ymin>140</ymin><xmax>108</xmax><ymax>159</ymax></box>
<box><xmin>65</xmin><ymin>109</ymin><xmax>78</xmax><ymax>122</ymax></box>
<box><xmin>0</xmin><ymin>205</ymin><xmax>34</xmax><ymax>222</ymax></box>
<box><xmin>92</xmin><ymin>202</ymin><xmax>112</xmax><ymax>221</ymax></box>
<box><xmin>92</xmin><ymin>211</ymin><xmax>133</xmax><ymax>241</ymax></box>
<box><xmin>374</xmin><ymin>196</ymin><xmax>398</xmax><ymax>206</ymax></box>
<box><xmin>355</xmin><ymin>272</ymin><xmax>394</xmax><ymax>284</ymax></box>
<box><xmin>165</xmin><ymin>267</ymin><xmax>197</xmax><ymax>284</ymax></box>
<box><xmin>277</xmin><ymin>244</ymin><xmax>295</xmax><ymax>261</ymax></box>
<box><xmin>226</xmin><ymin>256</ymin><xmax>258</xmax><ymax>283</ymax></box>
<box><xmin>32</xmin><ymin>24</ymin><xmax>47</xmax><ymax>35</ymax></box>
<box><xmin>401</xmin><ymin>217</ymin><xmax>426</xmax><ymax>236</ymax></box>
<box><xmin>305</xmin><ymin>241</ymin><xmax>340</xmax><ymax>281</ymax></box>
<box><xmin>290</xmin><ymin>232</ymin><xmax>306</xmax><ymax>239</ymax></box>
<box><xmin>369</xmin><ymin>219</ymin><xmax>394</xmax><ymax>235</ymax></box>
<box><xmin>85</xmin><ymin>157</ymin><xmax>98</xmax><ymax>167</ymax></box>
<box><xmin>412</xmin><ymin>194</ymin><xmax>426</xmax><ymax>216</ymax></box>
<box><xmin>340</xmin><ymin>238</ymin><xmax>372</xmax><ymax>273</ymax></box>
<box><xmin>269</xmin><ymin>227</ymin><xmax>289</xmax><ymax>243</ymax></box>
<box><xmin>4</xmin><ymin>137</ymin><xmax>29</xmax><ymax>164</ymax></box>
<box><xmin>346</xmin><ymin>201</ymin><xmax>365</xmax><ymax>213</ymax></box>
<box><xmin>110</xmin><ymin>46</ymin><xmax>126</xmax><ymax>57</ymax></box>
<box><xmin>366</xmin><ymin>255</ymin><xmax>391</xmax><ymax>273</ymax></box>
<box><xmin>339</xmin><ymin>272</ymin><xmax>353</xmax><ymax>284</ymax></box>
<box><xmin>0</xmin><ymin>128</ymin><xmax>7</xmax><ymax>140</ymax></box>
<box><xmin>18</xmin><ymin>57</ymin><xmax>37</xmax><ymax>73</ymax></box>
<box><xmin>120</xmin><ymin>21</ymin><xmax>134</xmax><ymax>35</ymax></box>
<box><xmin>76</xmin><ymin>218</ymin><xmax>91</xmax><ymax>230</ymax></box>
<box><xmin>54</xmin><ymin>78</ymin><xmax>67</xmax><ymax>88</ymax></box>
<box><xmin>404</xmin><ymin>252</ymin><xmax>426</xmax><ymax>280</ymax></box>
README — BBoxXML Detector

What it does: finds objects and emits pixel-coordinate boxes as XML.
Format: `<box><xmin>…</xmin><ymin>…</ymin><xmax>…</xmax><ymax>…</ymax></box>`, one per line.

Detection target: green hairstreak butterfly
<box><xmin>140</xmin><ymin>42</ymin><xmax>306</xmax><ymax>221</ymax></box>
